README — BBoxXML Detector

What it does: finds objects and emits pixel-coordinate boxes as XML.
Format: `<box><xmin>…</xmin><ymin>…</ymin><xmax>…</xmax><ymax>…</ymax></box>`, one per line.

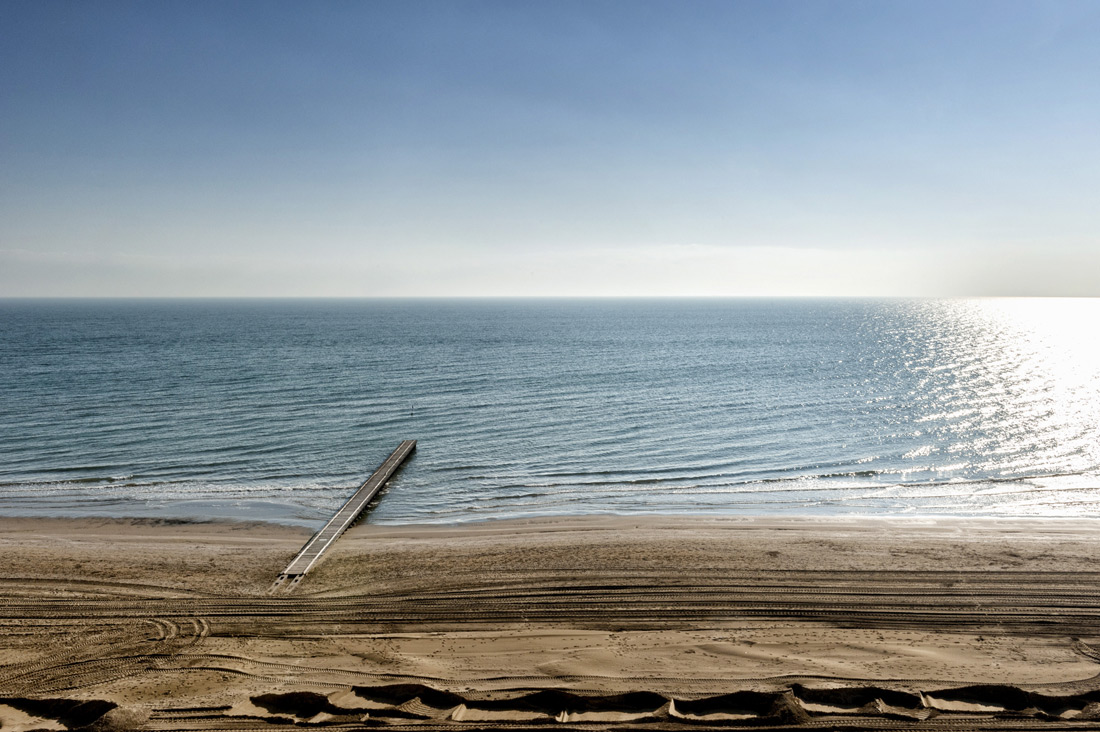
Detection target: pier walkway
<box><xmin>272</xmin><ymin>440</ymin><xmax>416</xmax><ymax>592</ymax></box>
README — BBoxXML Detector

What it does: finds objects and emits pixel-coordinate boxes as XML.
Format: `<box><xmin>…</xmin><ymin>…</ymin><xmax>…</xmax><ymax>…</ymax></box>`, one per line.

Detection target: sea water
<box><xmin>1</xmin><ymin>298</ymin><xmax>1098</xmax><ymax>527</ymax></box>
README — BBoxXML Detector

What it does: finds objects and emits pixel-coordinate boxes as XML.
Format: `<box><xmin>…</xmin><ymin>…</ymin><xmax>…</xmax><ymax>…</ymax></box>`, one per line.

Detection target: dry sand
<box><xmin>2</xmin><ymin>514</ymin><xmax>1100</xmax><ymax>730</ymax></box>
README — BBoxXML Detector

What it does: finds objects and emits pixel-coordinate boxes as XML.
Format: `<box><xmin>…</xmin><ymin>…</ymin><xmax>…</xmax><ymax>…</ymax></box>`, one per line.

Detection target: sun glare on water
<box><xmin>932</xmin><ymin>298</ymin><xmax>1100</xmax><ymax>512</ymax></box>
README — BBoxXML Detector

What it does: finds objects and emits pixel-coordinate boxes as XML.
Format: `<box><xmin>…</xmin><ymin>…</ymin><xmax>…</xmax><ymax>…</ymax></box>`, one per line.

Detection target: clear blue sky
<box><xmin>2</xmin><ymin>0</ymin><xmax>1098</xmax><ymax>296</ymax></box>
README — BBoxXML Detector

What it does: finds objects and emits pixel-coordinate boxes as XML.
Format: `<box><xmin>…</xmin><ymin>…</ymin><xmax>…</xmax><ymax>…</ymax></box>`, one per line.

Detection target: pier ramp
<box><xmin>272</xmin><ymin>440</ymin><xmax>416</xmax><ymax>591</ymax></box>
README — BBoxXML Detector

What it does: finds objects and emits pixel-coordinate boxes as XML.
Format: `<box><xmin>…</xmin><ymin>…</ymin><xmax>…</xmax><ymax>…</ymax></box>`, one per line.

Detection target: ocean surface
<box><xmin>2</xmin><ymin>298</ymin><xmax>1099</xmax><ymax>528</ymax></box>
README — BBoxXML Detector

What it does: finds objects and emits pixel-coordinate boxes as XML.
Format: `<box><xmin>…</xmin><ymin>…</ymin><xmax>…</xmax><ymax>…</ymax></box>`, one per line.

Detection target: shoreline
<box><xmin>5</xmin><ymin>508</ymin><xmax>1100</xmax><ymax>531</ymax></box>
<box><xmin>349</xmin><ymin>511</ymin><xmax>1100</xmax><ymax>534</ymax></box>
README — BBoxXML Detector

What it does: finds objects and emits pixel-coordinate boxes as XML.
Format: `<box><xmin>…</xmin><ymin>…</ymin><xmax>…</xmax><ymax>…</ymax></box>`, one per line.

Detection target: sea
<box><xmin>1</xmin><ymin>298</ymin><xmax>1099</xmax><ymax>528</ymax></box>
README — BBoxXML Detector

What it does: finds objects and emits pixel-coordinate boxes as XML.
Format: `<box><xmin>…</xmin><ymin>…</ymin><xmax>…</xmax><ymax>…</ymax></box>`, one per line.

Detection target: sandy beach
<box><xmin>3</xmin><ymin>514</ymin><xmax>1100</xmax><ymax>730</ymax></box>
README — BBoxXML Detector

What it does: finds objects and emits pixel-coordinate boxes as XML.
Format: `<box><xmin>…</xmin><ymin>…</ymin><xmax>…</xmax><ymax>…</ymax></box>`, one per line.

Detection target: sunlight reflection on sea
<box><xmin>1</xmin><ymin>298</ymin><xmax>1098</xmax><ymax>526</ymax></box>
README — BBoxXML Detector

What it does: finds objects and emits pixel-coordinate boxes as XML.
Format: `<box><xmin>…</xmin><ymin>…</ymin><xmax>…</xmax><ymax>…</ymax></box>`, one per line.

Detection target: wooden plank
<box><xmin>275</xmin><ymin>440</ymin><xmax>416</xmax><ymax>585</ymax></box>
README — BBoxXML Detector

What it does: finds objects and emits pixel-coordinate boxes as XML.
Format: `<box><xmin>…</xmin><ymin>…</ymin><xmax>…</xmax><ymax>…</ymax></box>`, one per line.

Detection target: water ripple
<box><xmin>1</xmin><ymin>298</ymin><xmax>1099</xmax><ymax>526</ymax></box>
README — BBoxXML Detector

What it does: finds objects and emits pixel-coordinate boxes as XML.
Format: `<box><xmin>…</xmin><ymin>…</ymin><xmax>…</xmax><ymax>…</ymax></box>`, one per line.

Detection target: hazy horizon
<box><xmin>4</xmin><ymin>1</ymin><xmax>1099</xmax><ymax>298</ymax></box>
<box><xmin>4</xmin><ymin>294</ymin><xmax>1098</xmax><ymax>302</ymax></box>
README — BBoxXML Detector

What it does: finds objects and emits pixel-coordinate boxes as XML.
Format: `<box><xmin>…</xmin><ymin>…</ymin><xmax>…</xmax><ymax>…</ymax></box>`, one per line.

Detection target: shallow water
<box><xmin>1</xmin><ymin>298</ymin><xmax>1098</xmax><ymax>527</ymax></box>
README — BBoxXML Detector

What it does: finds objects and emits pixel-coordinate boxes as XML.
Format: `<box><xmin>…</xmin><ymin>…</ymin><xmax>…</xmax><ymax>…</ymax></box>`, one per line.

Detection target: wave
<box><xmin>4</xmin><ymin>298</ymin><xmax>1100</xmax><ymax>524</ymax></box>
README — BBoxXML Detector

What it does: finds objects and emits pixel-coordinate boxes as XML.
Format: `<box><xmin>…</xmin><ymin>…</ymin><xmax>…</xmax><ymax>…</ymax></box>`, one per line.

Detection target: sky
<box><xmin>2</xmin><ymin>0</ymin><xmax>1099</xmax><ymax>297</ymax></box>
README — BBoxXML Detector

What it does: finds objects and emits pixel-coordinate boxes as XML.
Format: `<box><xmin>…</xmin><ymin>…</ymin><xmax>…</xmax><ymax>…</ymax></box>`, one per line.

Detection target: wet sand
<box><xmin>2</xmin><ymin>514</ymin><xmax>1100</xmax><ymax>730</ymax></box>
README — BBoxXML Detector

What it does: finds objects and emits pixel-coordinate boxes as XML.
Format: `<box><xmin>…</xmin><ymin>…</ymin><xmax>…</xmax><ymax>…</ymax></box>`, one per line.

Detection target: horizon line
<box><xmin>1</xmin><ymin>294</ymin><xmax>1094</xmax><ymax>302</ymax></box>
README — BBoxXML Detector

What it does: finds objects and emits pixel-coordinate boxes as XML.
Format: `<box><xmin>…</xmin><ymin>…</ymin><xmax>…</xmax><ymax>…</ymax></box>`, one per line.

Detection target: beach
<box><xmin>3</xmin><ymin>515</ymin><xmax>1100</xmax><ymax>730</ymax></box>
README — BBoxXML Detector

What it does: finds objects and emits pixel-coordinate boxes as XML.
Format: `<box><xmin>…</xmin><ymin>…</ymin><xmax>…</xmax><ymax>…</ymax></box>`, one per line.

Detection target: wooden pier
<box><xmin>272</xmin><ymin>440</ymin><xmax>416</xmax><ymax>592</ymax></box>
